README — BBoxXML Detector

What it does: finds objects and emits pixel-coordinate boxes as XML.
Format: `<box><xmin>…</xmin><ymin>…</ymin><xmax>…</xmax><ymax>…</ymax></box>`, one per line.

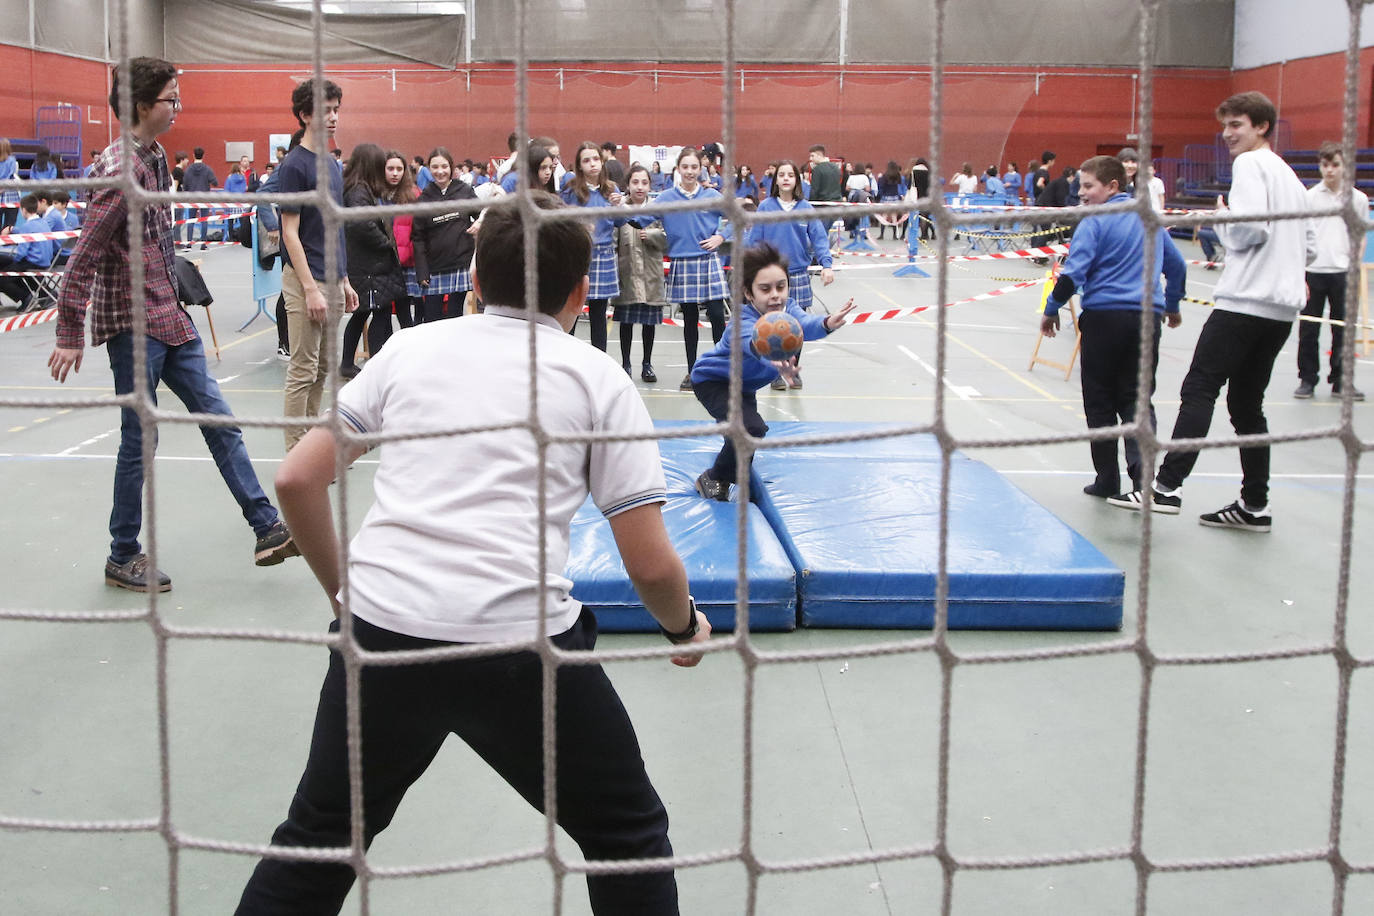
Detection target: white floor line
<box><xmin>57</xmin><ymin>427</ymin><xmax>119</xmax><ymax>457</ymax></box>
<box><xmin>992</xmin><ymin>469</ymin><xmax>1374</xmax><ymax>480</ymax></box>
<box><xmin>896</xmin><ymin>344</ymin><xmax>980</xmax><ymax>400</ymax></box>
<box><xmin>5</xmin><ymin>452</ymin><xmax>1366</xmax><ymax>480</ymax></box>
<box><xmin>0</xmin><ymin>452</ymin><xmax>379</xmax><ymax>466</ymax></box>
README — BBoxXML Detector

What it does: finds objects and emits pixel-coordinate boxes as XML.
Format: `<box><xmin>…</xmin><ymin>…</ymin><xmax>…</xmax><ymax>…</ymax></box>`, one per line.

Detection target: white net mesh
<box><xmin>2</xmin><ymin>0</ymin><xmax>1372</xmax><ymax>913</ymax></box>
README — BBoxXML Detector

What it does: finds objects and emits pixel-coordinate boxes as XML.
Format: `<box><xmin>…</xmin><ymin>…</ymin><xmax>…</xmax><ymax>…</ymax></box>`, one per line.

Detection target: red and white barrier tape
<box><xmin>847</xmin><ymin>281</ymin><xmax>1040</xmax><ymax>324</ymax></box>
<box><xmin>0</xmin><ymin>228</ymin><xmax>81</xmax><ymax>245</ymax></box>
<box><xmin>0</xmin><ymin>306</ymin><xmax>57</xmax><ymax>333</ymax></box>
<box><xmin>0</xmin><ymin>270</ymin><xmax>62</xmax><ymax>277</ymax></box>
<box><xmin>657</xmin><ymin>279</ymin><xmax>1040</xmax><ymax>328</ymax></box>
<box><xmin>833</xmin><ymin>243</ymin><xmax>1070</xmax><ymax>263</ymax></box>
<box><xmin>173</xmin><ymin>206</ymin><xmax>254</xmax><ymax>227</ymax></box>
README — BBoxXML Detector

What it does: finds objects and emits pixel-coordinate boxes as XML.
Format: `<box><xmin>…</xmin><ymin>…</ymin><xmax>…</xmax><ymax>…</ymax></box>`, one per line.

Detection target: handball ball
<box><xmin>751</xmin><ymin>311</ymin><xmax>804</xmax><ymax>361</ymax></box>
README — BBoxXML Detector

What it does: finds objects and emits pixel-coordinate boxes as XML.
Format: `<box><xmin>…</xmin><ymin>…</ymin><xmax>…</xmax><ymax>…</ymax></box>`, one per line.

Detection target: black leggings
<box><xmin>619</xmin><ymin>322</ymin><xmax>656</xmax><ymax>366</ymax></box>
<box><xmin>423</xmin><ymin>292</ymin><xmax>462</xmax><ymax>322</ymax></box>
<box><xmin>340</xmin><ymin>301</ymin><xmax>397</xmax><ymax>369</ymax></box>
<box><xmin>571</xmin><ymin>298</ymin><xmax>609</xmax><ymax>351</ymax></box>
<box><xmin>678</xmin><ymin>299</ymin><xmax>726</xmax><ymax>370</ymax></box>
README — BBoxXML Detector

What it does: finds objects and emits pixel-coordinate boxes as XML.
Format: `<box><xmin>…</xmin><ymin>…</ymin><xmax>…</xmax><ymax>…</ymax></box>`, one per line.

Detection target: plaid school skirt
<box><xmin>405</xmin><ymin>267</ymin><xmax>421</xmax><ymax>299</ymax></box>
<box><xmin>613</xmin><ymin>303</ymin><xmax>663</xmax><ymax>325</ymax></box>
<box><xmin>422</xmin><ymin>268</ymin><xmax>472</xmax><ymax>296</ymax></box>
<box><xmin>787</xmin><ymin>267</ymin><xmax>815</xmax><ymax>312</ymax></box>
<box><xmin>588</xmin><ymin>241</ymin><xmax>620</xmax><ymax>300</ymax></box>
<box><xmin>666</xmin><ymin>253</ymin><xmax>728</xmax><ymax>304</ymax></box>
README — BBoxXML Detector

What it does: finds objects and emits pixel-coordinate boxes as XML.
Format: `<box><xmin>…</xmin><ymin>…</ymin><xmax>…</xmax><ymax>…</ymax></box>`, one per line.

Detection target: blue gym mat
<box><xmin>565</xmin><ymin>425</ymin><xmax>798</xmax><ymax>632</ymax></box>
<box><xmin>565</xmin><ymin>421</ymin><xmax>1123</xmax><ymax>632</ymax></box>
<box><xmin>751</xmin><ymin>423</ymin><xmax>1124</xmax><ymax>629</ymax></box>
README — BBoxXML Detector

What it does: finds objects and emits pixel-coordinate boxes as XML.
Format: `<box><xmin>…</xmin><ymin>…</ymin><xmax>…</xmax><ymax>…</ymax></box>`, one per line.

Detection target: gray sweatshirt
<box><xmin>1214</xmin><ymin>147</ymin><xmax>1317</xmax><ymax>322</ymax></box>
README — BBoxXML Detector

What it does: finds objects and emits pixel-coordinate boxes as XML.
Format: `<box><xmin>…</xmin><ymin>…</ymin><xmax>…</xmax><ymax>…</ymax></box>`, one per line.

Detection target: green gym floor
<box><xmin>2</xmin><ymin>234</ymin><xmax>1371</xmax><ymax>914</ymax></box>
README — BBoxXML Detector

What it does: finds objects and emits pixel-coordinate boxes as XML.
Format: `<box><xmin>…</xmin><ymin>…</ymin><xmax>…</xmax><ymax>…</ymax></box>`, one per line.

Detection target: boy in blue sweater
<box><xmin>1040</xmin><ymin>156</ymin><xmax>1186</xmax><ymax>497</ymax></box>
<box><xmin>0</xmin><ymin>194</ymin><xmax>57</xmax><ymax>308</ymax></box>
<box><xmin>690</xmin><ymin>242</ymin><xmax>855</xmax><ymax>500</ymax></box>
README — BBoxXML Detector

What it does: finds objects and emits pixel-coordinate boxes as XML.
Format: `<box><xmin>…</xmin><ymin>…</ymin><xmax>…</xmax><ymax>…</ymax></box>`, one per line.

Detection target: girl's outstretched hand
<box><xmin>824</xmin><ymin>298</ymin><xmax>856</xmax><ymax>331</ymax></box>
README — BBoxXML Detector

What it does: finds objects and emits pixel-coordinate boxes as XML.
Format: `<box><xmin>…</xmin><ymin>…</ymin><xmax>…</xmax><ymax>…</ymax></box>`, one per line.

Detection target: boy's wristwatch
<box><xmin>660</xmin><ymin>596</ymin><xmax>699</xmax><ymax>644</ymax></box>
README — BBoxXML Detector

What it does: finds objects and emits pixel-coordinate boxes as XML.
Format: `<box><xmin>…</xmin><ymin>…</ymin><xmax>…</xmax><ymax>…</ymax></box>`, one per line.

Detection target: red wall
<box><xmin>1232</xmin><ymin>47</ymin><xmax>1374</xmax><ymax>150</ymax></box>
<box><xmin>9</xmin><ymin>44</ymin><xmax>1362</xmax><ymax>175</ymax></box>
<box><xmin>0</xmin><ymin>44</ymin><xmax>112</xmax><ymax>156</ymax></box>
<box><xmin>161</xmin><ymin>63</ymin><xmax>1235</xmax><ymax>176</ymax></box>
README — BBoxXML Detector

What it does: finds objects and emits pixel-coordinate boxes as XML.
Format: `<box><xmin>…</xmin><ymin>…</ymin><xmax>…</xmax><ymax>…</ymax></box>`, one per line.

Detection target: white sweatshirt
<box><xmin>1214</xmin><ymin>148</ymin><xmax>1317</xmax><ymax>322</ymax></box>
<box><xmin>1306</xmin><ymin>181</ymin><xmax>1369</xmax><ymax>274</ymax></box>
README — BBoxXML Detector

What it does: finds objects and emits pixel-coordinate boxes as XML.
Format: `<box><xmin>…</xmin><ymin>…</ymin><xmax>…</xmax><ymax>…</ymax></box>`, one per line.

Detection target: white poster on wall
<box><xmin>268</xmin><ymin>134</ymin><xmax>294</xmax><ymax>163</ymax></box>
<box><xmin>627</xmin><ymin>145</ymin><xmax>683</xmax><ymax>173</ymax></box>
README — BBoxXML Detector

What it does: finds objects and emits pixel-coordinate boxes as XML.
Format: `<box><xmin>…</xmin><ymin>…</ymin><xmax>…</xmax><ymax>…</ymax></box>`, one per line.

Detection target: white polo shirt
<box><xmin>334</xmin><ymin>305</ymin><xmax>667</xmax><ymax>643</ymax></box>
<box><xmin>1306</xmin><ymin>181</ymin><xmax>1369</xmax><ymax>274</ymax></box>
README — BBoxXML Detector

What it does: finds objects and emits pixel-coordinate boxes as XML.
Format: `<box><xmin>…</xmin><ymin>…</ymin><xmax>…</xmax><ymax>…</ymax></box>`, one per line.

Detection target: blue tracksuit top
<box><xmin>690</xmin><ymin>299</ymin><xmax>830</xmax><ymax>389</ymax></box>
<box><xmin>744</xmin><ymin>197</ymin><xmax>833</xmax><ymax>271</ymax></box>
<box><xmin>654</xmin><ymin>185</ymin><xmax>733</xmax><ymax>259</ymax></box>
<box><xmin>1047</xmin><ymin>193</ymin><xmax>1185</xmax><ymax>315</ymax></box>
<box><xmin>44</xmin><ymin>209</ymin><xmax>67</xmax><ymax>234</ymax></box>
<box><xmin>559</xmin><ymin>185</ymin><xmax>627</xmax><ymax>246</ymax></box>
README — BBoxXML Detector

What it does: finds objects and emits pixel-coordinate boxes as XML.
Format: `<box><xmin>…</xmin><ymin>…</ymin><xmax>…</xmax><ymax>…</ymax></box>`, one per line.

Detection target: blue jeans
<box><xmin>1198</xmin><ymin>227</ymin><xmax>1221</xmax><ymax>262</ymax></box>
<box><xmin>106</xmin><ymin>331</ymin><xmax>278</xmax><ymax>563</ymax></box>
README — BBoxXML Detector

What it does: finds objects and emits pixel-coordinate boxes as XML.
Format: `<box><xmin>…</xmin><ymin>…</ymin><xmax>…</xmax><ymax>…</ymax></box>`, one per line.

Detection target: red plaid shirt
<box><xmin>55</xmin><ymin>136</ymin><xmax>195</xmax><ymax>350</ymax></box>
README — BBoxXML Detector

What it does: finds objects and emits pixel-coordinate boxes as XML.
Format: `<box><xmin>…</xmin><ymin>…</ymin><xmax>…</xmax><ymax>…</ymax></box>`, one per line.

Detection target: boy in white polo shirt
<box><xmin>1295</xmin><ymin>140</ymin><xmax>1367</xmax><ymax>401</ymax></box>
<box><xmin>236</xmin><ymin>192</ymin><xmax>711</xmax><ymax>915</ymax></box>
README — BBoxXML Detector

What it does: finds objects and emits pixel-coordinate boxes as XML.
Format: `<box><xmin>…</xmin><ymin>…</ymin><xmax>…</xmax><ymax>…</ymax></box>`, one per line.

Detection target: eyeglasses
<box><xmin>155</xmin><ymin>97</ymin><xmax>183</xmax><ymax>111</ymax></box>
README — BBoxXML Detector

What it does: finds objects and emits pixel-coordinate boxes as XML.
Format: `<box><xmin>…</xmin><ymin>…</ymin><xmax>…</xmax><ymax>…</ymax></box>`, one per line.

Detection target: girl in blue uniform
<box><xmin>0</xmin><ymin>139</ymin><xmax>19</xmax><ymax>231</ymax></box>
<box><xmin>560</xmin><ymin>141</ymin><xmax>627</xmax><ymax>351</ymax></box>
<box><xmin>656</xmin><ymin>147</ymin><xmax>731</xmax><ymax>390</ymax></box>
<box><xmin>689</xmin><ymin>242</ymin><xmax>855</xmax><ymax>500</ymax></box>
<box><xmin>746</xmin><ymin>160</ymin><xmax>835</xmax><ymax>389</ymax></box>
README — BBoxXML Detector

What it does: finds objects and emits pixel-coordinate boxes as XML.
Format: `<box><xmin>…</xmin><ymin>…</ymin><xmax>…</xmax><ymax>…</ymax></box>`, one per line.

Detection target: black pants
<box><xmin>1297</xmin><ymin>271</ymin><xmax>1346</xmax><ymax>386</ymax></box>
<box><xmin>274</xmin><ymin>294</ymin><xmax>290</xmax><ymax>353</ymax></box>
<box><xmin>694</xmin><ymin>379</ymin><xmax>768</xmax><ymax>485</ymax></box>
<box><xmin>679</xmin><ymin>299</ymin><xmax>726</xmax><ymax>370</ymax></box>
<box><xmin>340</xmin><ymin>302</ymin><xmax>396</xmax><ymax>369</ymax></box>
<box><xmin>1079</xmin><ymin>310</ymin><xmax>1161</xmax><ymax>492</ymax></box>
<box><xmin>0</xmin><ymin>252</ymin><xmax>43</xmax><ymax>304</ymax></box>
<box><xmin>1156</xmin><ymin>309</ymin><xmax>1291</xmax><ymax>508</ymax></box>
<box><xmin>236</xmin><ymin>610</ymin><xmax>677</xmax><ymax>915</ymax></box>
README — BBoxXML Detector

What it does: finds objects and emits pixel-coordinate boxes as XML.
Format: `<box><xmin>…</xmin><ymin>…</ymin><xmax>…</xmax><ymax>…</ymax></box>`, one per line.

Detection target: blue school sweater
<box><xmin>559</xmin><ymin>184</ymin><xmax>626</xmax><ymax>246</ymax></box>
<box><xmin>690</xmin><ymin>299</ymin><xmax>830</xmax><ymax>389</ymax></box>
<box><xmin>12</xmin><ymin>215</ymin><xmax>56</xmax><ymax>266</ymax></box>
<box><xmin>1046</xmin><ymin>192</ymin><xmax>1185</xmax><ymax>315</ymax></box>
<box><xmin>655</xmin><ymin>185</ymin><xmax>732</xmax><ymax>258</ymax></box>
<box><xmin>744</xmin><ymin>197</ymin><xmax>833</xmax><ymax>272</ymax></box>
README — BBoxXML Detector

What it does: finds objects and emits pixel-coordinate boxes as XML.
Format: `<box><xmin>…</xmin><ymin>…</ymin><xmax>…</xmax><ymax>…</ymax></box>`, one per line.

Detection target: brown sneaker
<box><xmin>105</xmin><ymin>554</ymin><xmax>172</xmax><ymax>593</ymax></box>
<box><xmin>254</xmin><ymin>521</ymin><xmax>301</xmax><ymax>567</ymax></box>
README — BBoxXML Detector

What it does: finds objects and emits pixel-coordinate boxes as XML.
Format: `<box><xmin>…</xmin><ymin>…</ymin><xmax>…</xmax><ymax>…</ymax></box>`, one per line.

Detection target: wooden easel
<box><xmin>1028</xmin><ymin>299</ymin><xmax>1081</xmax><ymax>379</ymax></box>
<box><xmin>1357</xmin><ymin>263</ymin><xmax>1373</xmax><ymax>357</ymax></box>
<box><xmin>1028</xmin><ymin>259</ymin><xmax>1081</xmax><ymax>379</ymax></box>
